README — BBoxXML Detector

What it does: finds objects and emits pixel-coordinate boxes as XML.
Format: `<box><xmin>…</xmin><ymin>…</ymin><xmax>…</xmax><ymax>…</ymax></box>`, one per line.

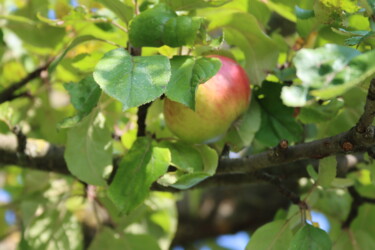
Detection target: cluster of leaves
<box><xmin>1</xmin><ymin>0</ymin><xmax>375</xmax><ymax>249</ymax></box>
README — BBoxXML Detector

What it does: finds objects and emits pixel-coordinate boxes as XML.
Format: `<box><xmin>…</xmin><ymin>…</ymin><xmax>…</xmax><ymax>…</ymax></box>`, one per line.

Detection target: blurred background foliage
<box><xmin>1</xmin><ymin>0</ymin><xmax>375</xmax><ymax>249</ymax></box>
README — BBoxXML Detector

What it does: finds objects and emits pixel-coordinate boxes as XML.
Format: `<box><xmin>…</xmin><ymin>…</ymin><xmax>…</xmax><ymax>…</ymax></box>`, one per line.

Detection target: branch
<box><xmin>217</xmin><ymin>126</ymin><xmax>375</xmax><ymax>174</ymax></box>
<box><xmin>0</xmin><ymin>62</ymin><xmax>51</xmax><ymax>104</ymax></box>
<box><xmin>342</xmin><ymin>186</ymin><xmax>375</xmax><ymax>229</ymax></box>
<box><xmin>137</xmin><ymin>102</ymin><xmax>151</xmax><ymax>137</ymax></box>
<box><xmin>0</xmin><ymin>134</ymin><xmax>69</xmax><ymax>175</ymax></box>
<box><xmin>0</xmin><ymin>130</ymin><xmax>369</xmax><ymax>190</ymax></box>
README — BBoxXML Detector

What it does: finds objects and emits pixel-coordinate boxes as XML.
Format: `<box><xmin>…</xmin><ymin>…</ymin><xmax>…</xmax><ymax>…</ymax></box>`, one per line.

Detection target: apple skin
<box><xmin>164</xmin><ymin>55</ymin><xmax>251</xmax><ymax>144</ymax></box>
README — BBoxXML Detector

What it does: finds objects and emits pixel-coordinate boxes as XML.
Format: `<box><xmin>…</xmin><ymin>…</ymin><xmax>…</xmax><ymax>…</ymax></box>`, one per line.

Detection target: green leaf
<box><xmin>294</xmin><ymin>44</ymin><xmax>360</xmax><ymax>89</ymax></box>
<box><xmin>166</xmin><ymin>56</ymin><xmax>221</xmax><ymax>110</ymax></box>
<box><xmin>24</xmin><ymin>210</ymin><xmax>83</xmax><ymax>250</ymax></box>
<box><xmin>316</xmin><ymin>87</ymin><xmax>366</xmax><ymax>138</ymax></box>
<box><xmin>158</xmin><ymin>142</ymin><xmax>218</xmax><ymax>189</ymax></box>
<box><xmin>0</xmin><ymin>102</ymin><xmax>13</xmax><ymax>130</ymax></box>
<box><xmin>255</xmin><ymin>82</ymin><xmax>303</xmax><ymax>147</ymax></box>
<box><xmin>129</xmin><ymin>4</ymin><xmax>204</xmax><ymax>47</ymax></box>
<box><xmin>162</xmin><ymin>16</ymin><xmax>204</xmax><ymax>47</ymax></box>
<box><xmin>333</xmin><ymin>229</ymin><xmax>375</xmax><ymax>250</ymax></box>
<box><xmin>281</xmin><ymin>85</ymin><xmax>309</xmax><ymax>107</ymax></box>
<box><xmin>307</xmin><ymin>165</ymin><xmax>319</xmax><ymax>181</ymax></box>
<box><xmin>298</xmin><ymin>99</ymin><xmax>344</xmax><ymax>123</ymax></box>
<box><xmin>225</xmin><ymin>97</ymin><xmax>261</xmax><ymax>151</ymax></box>
<box><xmin>96</xmin><ymin>0</ymin><xmax>134</xmax><ymax>24</ymax></box>
<box><xmin>246</xmin><ymin>220</ymin><xmax>293</xmax><ymax>250</ymax></box>
<box><xmin>317</xmin><ymin>156</ymin><xmax>337</xmax><ymax>188</ymax></box>
<box><xmin>208</xmin><ymin>12</ymin><xmax>278</xmax><ymax>85</ymax></box>
<box><xmin>144</xmin><ymin>192</ymin><xmax>177</xmax><ymax>249</ymax></box>
<box><xmin>334</xmin><ymin>28</ymin><xmax>375</xmax><ymax>46</ymax></box>
<box><xmin>64</xmin><ymin>75</ymin><xmax>101</xmax><ymax>115</ymax></box>
<box><xmin>93</xmin><ymin>48</ymin><xmax>171</xmax><ymax>110</ymax></box>
<box><xmin>5</xmin><ymin>15</ymin><xmax>65</xmax><ymax>50</ymax></box>
<box><xmin>108</xmin><ymin>137</ymin><xmax>171</xmax><ymax>213</ymax></box>
<box><xmin>331</xmin><ymin>178</ymin><xmax>354</xmax><ymax>188</ymax></box>
<box><xmin>129</xmin><ymin>4</ymin><xmax>176</xmax><ymax>47</ymax></box>
<box><xmin>64</xmin><ymin>110</ymin><xmax>112</xmax><ymax>186</ymax></box>
<box><xmin>162</xmin><ymin>0</ymin><xmax>230</xmax><ymax>10</ymax></box>
<box><xmin>295</xmin><ymin>6</ymin><xmax>315</xmax><ymax>19</ymax></box>
<box><xmin>312</xmin><ymin>188</ymin><xmax>352</xmax><ymax>221</ymax></box>
<box><xmin>262</xmin><ymin>0</ymin><xmax>297</xmax><ymax>22</ymax></box>
<box><xmin>49</xmin><ymin>35</ymin><xmax>103</xmax><ymax>73</ymax></box>
<box><xmin>352</xmin><ymin>204</ymin><xmax>375</xmax><ymax>236</ymax></box>
<box><xmin>59</xmin><ymin>75</ymin><xmax>102</xmax><ymax>129</ymax></box>
<box><xmin>320</xmin><ymin>0</ymin><xmax>360</xmax><ymax>13</ymax></box>
<box><xmin>89</xmin><ymin>227</ymin><xmax>161</xmax><ymax>250</ymax></box>
<box><xmin>289</xmin><ymin>224</ymin><xmax>332</xmax><ymax>250</ymax></box>
<box><xmin>311</xmin><ymin>49</ymin><xmax>375</xmax><ymax>99</ymax></box>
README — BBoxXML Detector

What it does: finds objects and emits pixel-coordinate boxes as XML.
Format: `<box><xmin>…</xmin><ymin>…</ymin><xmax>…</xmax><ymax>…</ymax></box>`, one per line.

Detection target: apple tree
<box><xmin>1</xmin><ymin>0</ymin><xmax>375</xmax><ymax>249</ymax></box>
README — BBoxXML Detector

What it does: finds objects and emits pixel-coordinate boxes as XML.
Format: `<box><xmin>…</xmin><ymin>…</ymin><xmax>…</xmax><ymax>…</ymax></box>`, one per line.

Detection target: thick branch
<box><xmin>0</xmin><ymin>62</ymin><xmax>50</xmax><ymax>104</ymax></box>
<box><xmin>217</xmin><ymin>126</ymin><xmax>375</xmax><ymax>174</ymax></box>
<box><xmin>0</xmin><ymin>134</ymin><xmax>69</xmax><ymax>175</ymax></box>
<box><xmin>0</xmin><ymin>127</ymin><xmax>371</xmax><ymax>188</ymax></box>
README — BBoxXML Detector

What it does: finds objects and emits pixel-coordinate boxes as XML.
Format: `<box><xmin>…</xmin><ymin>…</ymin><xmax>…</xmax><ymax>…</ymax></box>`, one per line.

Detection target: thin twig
<box><xmin>356</xmin><ymin>78</ymin><xmax>375</xmax><ymax>133</ymax></box>
<box><xmin>136</xmin><ymin>102</ymin><xmax>151</xmax><ymax>137</ymax></box>
<box><xmin>342</xmin><ymin>186</ymin><xmax>375</xmax><ymax>228</ymax></box>
<box><xmin>0</xmin><ymin>61</ymin><xmax>51</xmax><ymax>104</ymax></box>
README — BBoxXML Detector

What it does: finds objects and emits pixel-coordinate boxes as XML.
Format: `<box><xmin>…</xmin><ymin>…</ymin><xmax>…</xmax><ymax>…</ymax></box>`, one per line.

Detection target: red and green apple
<box><xmin>164</xmin><ymin>55</ymin><xmax>251</xmax><ymax>143</ymax></box>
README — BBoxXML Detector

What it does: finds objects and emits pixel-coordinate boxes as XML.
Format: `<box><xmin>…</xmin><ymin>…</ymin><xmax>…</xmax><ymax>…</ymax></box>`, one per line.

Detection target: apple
<box><xmin>164</xmin><ymin>55</ymin><xmax>251</xmax><ymax>143</ymax></box>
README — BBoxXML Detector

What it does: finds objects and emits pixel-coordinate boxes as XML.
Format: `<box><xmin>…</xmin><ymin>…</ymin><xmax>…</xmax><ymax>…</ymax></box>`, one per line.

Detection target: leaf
<box><xmin>108</xmin><ymin>137</ymin><xmax>171</xmax><ymax>213</ymax></box>
<box><xmin>129</xmin><ymin>4</ymin><xmax>204</xmax><ymax>48</ymax></box>
<box><xmin>289</xmin><ymin>224</ymin><xmax>332</xmax><ymax>250</ymax></box>
<box><xmin>96</xmin><ymin>0</ymin><xmax>134</xmax><ymax>24</ymax></box>
<box><xmin>298</xmin><ymin>99</ymin><xmax>344</xmax><ymax>123</ymax></box>
<box><xmin>64</xmin><ymin>75</ymin><xmax>101</xmax><ymax>115</ymax></box>
<box><xmin>331</xmin><ymin>178</ymin><xmax>354</xmax><ymax>188</ymax></box>
<box><xmin>246</xmin><ymin>220</ymin><xmax>293</xmax><ymax>250</ymax></box>
<box><xmin>162</xmin><ymin>0</ymin><xmax>230</xmax><ymax>10</ymax></box>
<box><xmin>93</xmin><ymin>48</ymin><xmax>171</xmax><ymax>110</ymax></box>
<box><xmin>333</xmin><ymin>229</ymin><xmax>375</xmax><ymax>250</ymax></box>
<box><xmin>157</xmin><ymin>142</ymin><xmax>218</xmax><ymax>189</ymax></box>
<box><xmin>225</xmin><ymin>97</ymin><xmax>261</xmax><ymax>151</ymax></box>
<box><xmin>59</xmin><ymin>75</ymin><xmax>102</xmax><ymax>129</ymax></box>
<box><xmin>24</xmin><ymin>210</ymin><xmax>83</xmax><ymax>250</ymax></box>
<box><xmin>352</xmin><ymin>204</ymin><xmax>375</xmax><ymax>236</ymax></box>
<box><xmin>64</xmin><ymin>110</ymin><xmax>112</xmax><ymax>186</ymax></box>
<box><xmin>281</xmin><ymin>85</ymin><xmax>309</xmax><ymax>107</ymax></box>
<box><xmin>89</xmin><ymin>227</ymin><xmax>161</xmax><ymax>250</ymax></box>
<box><xmin>208</xmin><ymin>12</ymin><xmax>279</xmax><ymax>85</ymax></box>
<box><xmin>334</xmin><ymin>28</ymin><xmax>375</xmax><ymax>46</ymax></box>
<box><xmin>318</xmin><ymin>156</ymin><xmax>337</xmax><ymax>188</ymax></box>
<box><xmin>163</xmin><ymin>16</ymin><xmax>204</xmax><ymax>47</ymax></box>
<box><xmin>312</xmin><ymin>189</ymin><xmax>351</xmax><ymax>221</ymax></box>
<box><xmin>316</xmin><ymin>87</ymin><xmax>366</xmax><ymax>138</ymax></box>
<box><xmin>5</xmin><ymin>15</ymin><xmax>65</xmax><ymax>50</ymax></box>
<box><xmin>129</xmin><ymin>4</ymin><xmax>176</xmax><ymax>47</ymax></box>
<box><xmin>166</xmin><ymin>56</ymin><xmax>221</xmax><ymax>110</ymax></box>
<box><xmin>307</xmin><ymin>165</ymin><xmax>319</xmax><ymax>181</ymax></box>
<box><xmin>294</xmin><ymin>44</ymin><xmax>360</xmax><ymax>89</ymax></box>
<box><xmin>0</xmin><ymin>102</ymin><xmax>13</xmax><ymax>130</ymax></box>
<box><xmin>255</xmin><ymin>82</ymin><xmax>303</xmax><ymax>147</ymax></box>
<box><xmin>144</xmin><ymin>192</ymin><xmax>177</xmax><ymax>249</ymax></box>
<box><xmin>49</xmin><ymin>35</ymin><xmax>103</xmax><ymax>73</ymax></box>
<box><xmin>320</xmin><ymin>0</ymin><xmax>360</xmax><ymax>13</ymax></box>
<box><xmin>295</xmin><ymin>6</ymin><xmax>315</xmax><ymax>19</ymax></box>
<box><xmin>311</xmin><ymin>49</ymin><xmax>375</xmax><ymax>99</ymax></box>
